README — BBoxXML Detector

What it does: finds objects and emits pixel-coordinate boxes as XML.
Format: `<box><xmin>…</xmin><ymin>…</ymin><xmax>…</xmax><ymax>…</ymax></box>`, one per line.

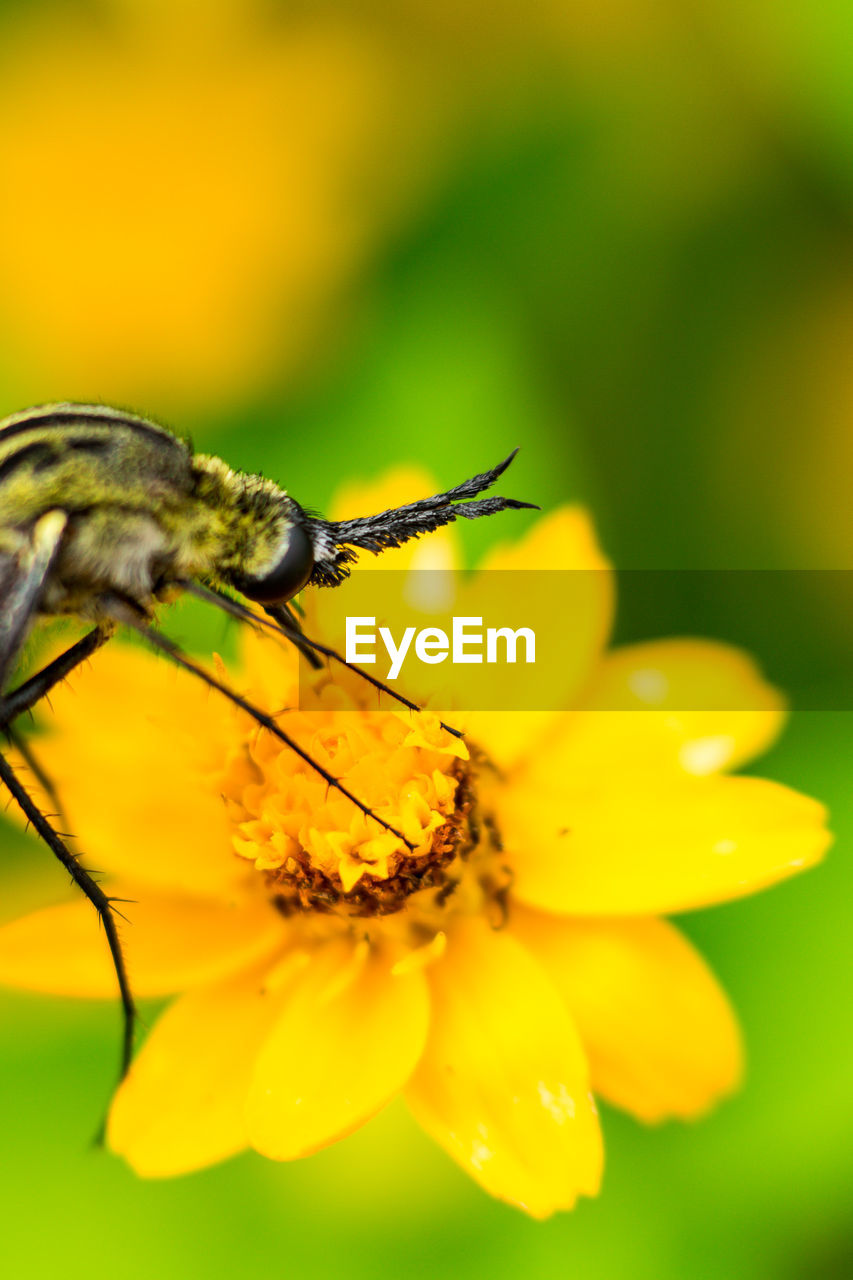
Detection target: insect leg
<box><xmin>0</xmin><ymin>525</ymin><xmax>134</xmax><ymax>1091</ymax></box>
<box><xmin>266</xmin><ymin>603</ymin><xmax>465</xmax><ymax>738</ymax></box>
<box><xmin>3</xmin><ymin>725</ymin><xmax>67</xmax><ymax>827</ymax></box>
<box><xmin>2</xmin><ymin>627</ymin><xmax>112</xmax><ymax>832</ymax></box>
<box><xmin>181</xmin><ymin>581</ymin><xmax>463</xmax><ymax>737</ymax></box>
<box><xmin>263</xmin><ymin>601</ymin><xmax>322</xmax><ymax>670</ymax></box>
<box><xmin>0</xmin><ymin>750</ymin><xmax>137</xmax><ymax>1082</ymax></box>
<box><xmin>102</xmin><ymin>593</ymin><xmax>417</xmax><ymax>851</ymax></box>
<box><xmin>0</xmin><ymin>626</ymin><xmax>113</xmax><ymax>726</ymax></box>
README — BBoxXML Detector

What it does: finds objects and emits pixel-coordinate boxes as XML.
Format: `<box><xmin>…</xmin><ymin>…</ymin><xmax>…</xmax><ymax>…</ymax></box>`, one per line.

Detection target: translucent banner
<box><xmin>297</xmin><ymin>570</ymin><xmax>853</xmax><ymax>712</ymax></box>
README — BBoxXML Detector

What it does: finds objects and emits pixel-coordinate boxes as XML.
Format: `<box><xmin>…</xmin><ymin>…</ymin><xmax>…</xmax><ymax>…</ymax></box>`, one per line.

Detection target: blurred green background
<box><xmin>1</xmin><ymin>1</ymin><xmax>852</xmax><ymax>1276</ymax></box>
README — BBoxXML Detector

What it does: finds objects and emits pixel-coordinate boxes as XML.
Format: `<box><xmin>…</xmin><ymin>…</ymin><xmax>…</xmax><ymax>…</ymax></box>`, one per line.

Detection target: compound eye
<box><xmin>234</xmin><ymin>524</ymin><xmax>314</xmax><ymax>605</ymax></box>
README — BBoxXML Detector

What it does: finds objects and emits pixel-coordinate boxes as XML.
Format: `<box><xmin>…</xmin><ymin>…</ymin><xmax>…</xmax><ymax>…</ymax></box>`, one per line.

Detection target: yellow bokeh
<box><xmin>0</xmin><ymin>1</ymin><xmax>410</xmax><ymax>411</ymax></box>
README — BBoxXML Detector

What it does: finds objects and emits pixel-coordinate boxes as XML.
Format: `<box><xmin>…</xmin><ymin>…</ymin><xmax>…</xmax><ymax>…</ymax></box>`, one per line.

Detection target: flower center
<box><xmin>218</xmin><ymin>706</ymin><xmax>510</xmax><ymax>923</ymax></box>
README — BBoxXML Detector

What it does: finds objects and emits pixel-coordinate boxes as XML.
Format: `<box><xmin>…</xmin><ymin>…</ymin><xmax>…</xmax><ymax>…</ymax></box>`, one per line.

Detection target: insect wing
<box><xmin>0</xmin><ymin>512</ymin><xmax>67</xmax><ymax>691</ymax></box>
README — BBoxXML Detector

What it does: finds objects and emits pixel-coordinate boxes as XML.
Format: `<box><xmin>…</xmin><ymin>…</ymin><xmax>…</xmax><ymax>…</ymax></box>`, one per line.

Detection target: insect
<box><xmin>0</xmin><ymin>402</ymin><xmax>533</xmax><ymax>1086</ymax></box>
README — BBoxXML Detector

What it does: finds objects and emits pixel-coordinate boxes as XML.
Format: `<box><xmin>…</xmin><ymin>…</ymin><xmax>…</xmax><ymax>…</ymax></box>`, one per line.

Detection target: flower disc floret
<box><xmin>223</xmin><ymin>705</ymin><xmax>480</xmax><ymax>915</ymax></box>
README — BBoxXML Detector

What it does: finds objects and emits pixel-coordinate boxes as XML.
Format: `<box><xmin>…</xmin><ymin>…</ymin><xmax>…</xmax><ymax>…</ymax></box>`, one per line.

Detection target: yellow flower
<box><xmin>0</xmin><ymin>486</ymin><xmax>830</xmax><ymax>1218</ymax></box>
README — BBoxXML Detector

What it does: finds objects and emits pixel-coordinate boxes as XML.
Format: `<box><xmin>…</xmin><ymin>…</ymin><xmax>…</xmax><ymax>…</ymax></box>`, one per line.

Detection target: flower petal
<box><xmin>510</xmin><ymin>907</ymin><xmax>742</xmax><ymax>1121</ymax></box>
<box><xmin>503</xmin><ymin>774</ymin><xmax>830</xmax><ymax>915</ymax></box>
<box><xmin>108</xmin><ymin>962</ymin><xmax>286</xmax><ymax>1177</ymax></box>
<box><xmin>0</xmin><ymin>889</ymin><xmax>284</xmax><ymax>997</ymax></box>
<box><xmin>478</xmin><ymin>505</ymin><xmax>610</xmax><ymax>576</ymax></box>
<box><xmin>17</xmin><ymin>642</ymin><xmax>248</xmax><ymax>899</ymax></box>
<box><xmin>246</xmin><ymin>937</ymin><xmax>430</xmax><ymax>1160</ymax></box>
<box><xmin>405</xmin><ymin>917</ymin><xmax>602</xmax><ymax>1218</ymax></box>
<box><xmin>521</xmin><ymin>640</ymin><xmax>786</xmax><ymax>790</ymax></box>
<box><xmin>463</xmin><ymin>508</ymin><xmax>614</xmax><ymax>768</ymax></box>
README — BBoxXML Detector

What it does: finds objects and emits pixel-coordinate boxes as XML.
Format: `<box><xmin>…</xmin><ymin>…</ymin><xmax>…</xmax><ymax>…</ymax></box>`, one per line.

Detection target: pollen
<box><xmin>219</xmin><ymin>705</ymin><xmax>503</xmax><ymax>920</ymax></box>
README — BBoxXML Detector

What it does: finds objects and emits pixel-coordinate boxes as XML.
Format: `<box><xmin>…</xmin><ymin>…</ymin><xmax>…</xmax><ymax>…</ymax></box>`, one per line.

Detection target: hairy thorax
<box><xmin>0</xmin><ymin>421</ymin><xmax>295</xmax><ymax>620</ymax></box>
